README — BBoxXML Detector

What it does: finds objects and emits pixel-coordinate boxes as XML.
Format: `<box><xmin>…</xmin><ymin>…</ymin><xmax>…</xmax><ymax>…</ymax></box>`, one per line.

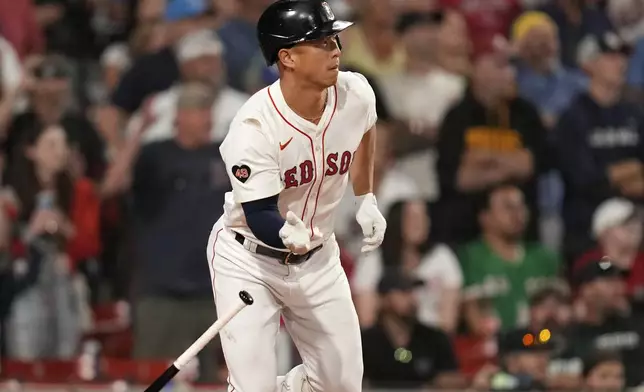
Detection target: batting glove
<box><xmin>355</xmin><ymin>193</ymin><xmax>387</xmax><ymax>253</ymax></box>
<box><xmin>279</xmin><ymin>211</ymin><xmax>321</xmax><ymax>255</ymax></box>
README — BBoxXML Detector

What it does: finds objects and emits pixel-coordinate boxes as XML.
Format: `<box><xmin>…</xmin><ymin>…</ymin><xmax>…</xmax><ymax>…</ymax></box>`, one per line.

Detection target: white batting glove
<box><xmin>355</xmin><ymin>193</ymin><xmax>387</xmax><ymax>253</ymax></box>
<box><xmin>279</xmin><ymin>211</ymin><xmax>321</xmax><ymax>255</ymax></box>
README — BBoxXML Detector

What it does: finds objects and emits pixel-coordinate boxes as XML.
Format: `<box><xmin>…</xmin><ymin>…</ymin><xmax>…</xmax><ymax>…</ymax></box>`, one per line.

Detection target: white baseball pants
<box><xmin>206</xmin><ymin>218</ymin><xmax>363</xmax><ymax>392</ymax></box>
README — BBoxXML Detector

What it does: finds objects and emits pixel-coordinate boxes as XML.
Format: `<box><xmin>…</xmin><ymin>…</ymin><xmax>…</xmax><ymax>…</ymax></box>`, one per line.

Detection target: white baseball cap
<box><xmin>592</xmin><ymin>198</ymin><xmax>638</xmax><ymax>238</ymax></box>
<box><xmin>177</xmin><ymin>30</ymin><xmax>223</xmax><ymax>63</ymax></box>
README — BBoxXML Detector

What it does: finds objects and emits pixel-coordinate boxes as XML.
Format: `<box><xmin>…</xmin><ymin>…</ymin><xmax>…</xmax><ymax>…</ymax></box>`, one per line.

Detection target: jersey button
<box><xmin>315</xmin><ymin>146</ymin><xmax>321</xmax><ymax>152</ymax></box>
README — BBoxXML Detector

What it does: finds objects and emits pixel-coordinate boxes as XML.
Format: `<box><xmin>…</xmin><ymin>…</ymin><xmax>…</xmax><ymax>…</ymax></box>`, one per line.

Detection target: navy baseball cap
<box><xmin>165</xmin><ymin>0</ymin><xmax>207</xmax><ymax>22</ymax></box>
<box><xmin>377</xmin><ymin>268</ymin><xmax>424</xmax><ymax>295</ymax></box>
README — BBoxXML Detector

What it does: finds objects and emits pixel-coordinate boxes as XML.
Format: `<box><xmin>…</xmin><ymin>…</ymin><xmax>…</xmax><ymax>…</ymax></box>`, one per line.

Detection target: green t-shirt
<box><xmin>458</xmin><ymin>239</ymin><xmax>561</xmax><ymax>330</ymax></box>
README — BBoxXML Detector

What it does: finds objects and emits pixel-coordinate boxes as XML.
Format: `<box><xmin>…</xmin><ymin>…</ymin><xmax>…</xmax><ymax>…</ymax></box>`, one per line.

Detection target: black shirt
<box><xmin>555</xmin><ymin>314</ymin><xmax>644</xmax><ymax>387</ymax></box>
<box><xmin>111</xmin><ymin>47</ymin><xmax>180</xmax><ymax>114</ymax></box>
<box><xmin>35</xmin><ymin>0</ymin><xmax>96</xmax><ymax>58</ymax></box>
<box><xmin>362</xmin><ymin>321</ymin><xmax>459</xmax><ymax>389</ymax></box>
<box><xmin>553</xmin><ymin>93</ymin><xmax>644</xmax><ymax>243</ymax></box>
<box><xmin>131</xmin><ymin>140</ymin><xmax>230</xmax><ymax>298</ymax></box>
<box><xmin>433</xmin><ymin>88</ymin><xmax>549</xmax><ymax>245</ymax></box>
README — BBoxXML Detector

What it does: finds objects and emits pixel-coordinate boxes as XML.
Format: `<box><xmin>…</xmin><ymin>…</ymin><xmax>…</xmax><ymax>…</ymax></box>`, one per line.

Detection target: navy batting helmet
<box><xmin>257</xmin><ymin>0</ymin><xmax>353</xmax><ymax>66</ymax></box>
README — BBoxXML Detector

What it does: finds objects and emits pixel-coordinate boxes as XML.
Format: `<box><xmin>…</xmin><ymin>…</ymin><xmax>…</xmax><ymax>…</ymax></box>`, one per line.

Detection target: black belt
<box><xmin>234</xmin><ymin>233</ymin><xmax>322</xmax><ymax>265</ymax></box>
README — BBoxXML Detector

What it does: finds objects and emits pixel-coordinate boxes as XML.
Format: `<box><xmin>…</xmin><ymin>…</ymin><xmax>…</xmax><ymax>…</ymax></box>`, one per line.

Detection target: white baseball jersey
<box><xmin>219</xmin><ymin>71</ymin><xmax>377</xmax><ymax>250</ymax></box>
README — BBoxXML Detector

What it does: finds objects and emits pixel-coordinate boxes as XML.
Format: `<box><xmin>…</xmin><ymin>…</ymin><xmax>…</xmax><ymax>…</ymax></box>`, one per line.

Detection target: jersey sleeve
<box><xmin>351</xmin><ymin>72</ymin><xmax>378</xmax><ymax>131</ymax></box>
<box><xmin>220</xmin><ymin>120</ymin><xmax>283</xmax><ymax>203</ymax></box>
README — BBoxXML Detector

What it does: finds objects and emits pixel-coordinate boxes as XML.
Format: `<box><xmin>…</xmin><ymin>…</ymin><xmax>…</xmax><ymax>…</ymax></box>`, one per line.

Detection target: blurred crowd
<box><xmin>1</xmin><ymin>0</ymin><xmax>644</xmax><ymax>390</ymax></box>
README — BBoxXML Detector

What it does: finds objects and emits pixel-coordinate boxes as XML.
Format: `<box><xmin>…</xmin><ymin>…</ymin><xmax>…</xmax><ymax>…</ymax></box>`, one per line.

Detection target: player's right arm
<box><xmin>220</xmin><ymin>120</ymin><xmax>315</xmax><ymax>254</ymax></box>
<box><xmin>220</xmin><ymin>119</ymin><xmax>283</xmax><ymax>203</ymax></box>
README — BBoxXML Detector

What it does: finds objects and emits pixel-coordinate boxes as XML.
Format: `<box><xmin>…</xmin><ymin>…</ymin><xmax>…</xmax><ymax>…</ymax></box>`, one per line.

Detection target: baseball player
<box><xmin>206</xmin><ymin>1</ymin><xmax>386</xmax><ymax>392</ymax></box>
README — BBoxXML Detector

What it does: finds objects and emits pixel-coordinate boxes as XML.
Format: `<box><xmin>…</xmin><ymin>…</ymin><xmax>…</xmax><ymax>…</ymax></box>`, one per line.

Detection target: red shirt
<box><xmin>8</xmin><ymin>178</ymin><xmax>101</xmax><ymax>268</ymax></box>
<box><xmin>0</xmin><ymin>0</ymin><xmax>44</xmax><ymax>59</ymax></box>
<box><xmin>453</xmin><ymin>335</ymin><xmax>498</xmax><ymax>377</ymax></box>
<box><xmin>573</xmin><ymin>248</ymin><xmax>644</xmax><ymax>302</ymax></box>
<box><xmin>439</xmin><ymin>0</ymin><xmax>521</xmax><ymax>56</ymax></box>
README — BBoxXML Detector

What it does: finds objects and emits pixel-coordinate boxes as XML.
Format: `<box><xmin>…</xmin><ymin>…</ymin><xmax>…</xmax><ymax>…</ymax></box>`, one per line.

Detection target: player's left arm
<box><xmin>348</xmin><ymin>72</ymin><xmax>387</xmax><ymax>252</ymax></box>
<box><xmin>349</xmin><ymin>125</ymin><xmax>375</xmax><ymax>196</ymax></box>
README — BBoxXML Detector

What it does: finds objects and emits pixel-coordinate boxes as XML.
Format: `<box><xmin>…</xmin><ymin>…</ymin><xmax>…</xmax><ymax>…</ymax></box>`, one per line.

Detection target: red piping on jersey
<box><xmin>268</xmin><ymin>87</ymin><xmax>317</xmax><ymax>222</ymax></box>
<box><xmin>308</xmin><ymin>85</ymin><xmax>337</xmax><ymax>236</ymax></box>
<box><xmin>209</xmin><ymin>229</ymin><xmax>223</xmax><ymax>289</ymax></box>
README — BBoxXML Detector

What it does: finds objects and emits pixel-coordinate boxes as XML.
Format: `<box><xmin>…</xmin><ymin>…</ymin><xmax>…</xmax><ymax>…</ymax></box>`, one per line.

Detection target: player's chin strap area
<box><xmin>234</xmin><ymin>232</ymin><xmax>323</xmax><ymax>265</ymax></box>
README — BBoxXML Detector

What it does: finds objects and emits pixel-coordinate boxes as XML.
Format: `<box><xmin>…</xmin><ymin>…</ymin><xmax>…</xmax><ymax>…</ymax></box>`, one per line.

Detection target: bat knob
<box><xmin>239</xmin><ymin>290</ymin><xmax>254</xmax><ymax>305</ymax></box>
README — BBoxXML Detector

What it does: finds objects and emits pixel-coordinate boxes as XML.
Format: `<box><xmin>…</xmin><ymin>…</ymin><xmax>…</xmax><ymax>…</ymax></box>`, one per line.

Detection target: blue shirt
<box><xmin>515</xmin><ymin>63</ymin><xmax>587</xmax><ymax>216</ymax></box>
<box><xmin>515</xmin><ymin>63</ymin><xmax>588</xmax><ymax>120</ymax></box>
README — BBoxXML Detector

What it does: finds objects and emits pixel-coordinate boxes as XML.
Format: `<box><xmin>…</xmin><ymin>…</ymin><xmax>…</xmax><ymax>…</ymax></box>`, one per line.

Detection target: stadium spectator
<box><xmin>125</xmin><ymin>30</ymin><xmax>248</xmax><ymax>145</ymax></box>
<box><xmin>5</xmin><ymin>55</ymin><xmax>106</xmax><ymax>182</ymax></box>
<box><xmin>378</xmin><ymin>10</ymin><xmax>466</xmax><ymax>201</ymax></box>
<box><xmin>556</xmin><ymin>258</ymin><xmax>644</xmax><ymax>388</ymax></box>
<box><xmin>100</xmin><ymin>20</ymin><xmax>167</xmax><ymax>96</ymax></box>
<box><xmin>0</xmin><ymin>36</ymin><xmax>24</xmax><ymax>140</ymax></box>
<box><xmin>439</xmin><ymin>0</ymin><xmax>521</xmax><ymax>58</ymax></box>
<box><xmin>437</xmin><ymin>10</ymin><xmax>472</xmax><ymax>76</ymax></box>
<box><xmin>34</xmin><ymin>0</ymin><xmax>96</xmax><ymax>60</ymax></box>
<box><xmin>513</xmin><ymin>11</ymin><xmax>588</xmax><ymax>129</ymax></box>
<box><xmin>539</xmin><ymin>0</ymin><xmax>614</xmax><ymax>68</ymax></box>
<box><xmin>583</xmin><ymin>351</ymin><xmax>626</xmax><ymax>391</ymax></box>
<box><xmin>433</xmin><ymin>40</ymin><xmax>549</xmax><ymax>244</ymax></box>
<box><xmin>489</xmin><ymin>327</ymin><xmax>554</xmax><ymax>390</ymax></box>
<box><xmin>454</xmin><ymin>290</ymin><xmax>501</xmax><ymax>378</ymax></box>
<box><xmin>340</xmin><ymin>0</ymin><xmax>407</xmax><ymax>78</ymax></box>
<box><xmin>574</xmin><ymin>198</ymin><xmax>644</xmax><ymax>311</ymax></box>
<box><xmin>217</xmin><ymin>0</ymin><xmax>276</xmax><ymax>93</ymax></box>
<box><xmin>511</xmin><ymin>10</ymin><xmax>588</xmax><ymax>252</ymax></box>
<box><xmin>4</xmin><ymin>124</ymin><xmax>99</xmax><ymax>360</ymax></box>
<box><xmin>100</xmin><ymin>0</ymin><xmax>214</xmax><ymax>152</ymax></box>
<box><xmin>553</xmin><ymin>32</ymin><xmax>644</xmax><ymax>261</ymax></box>
<box><xmin>458</xmin><ymin>184</ymin><xmax>561</xmax><ymax>330</ymax></box>
<box><xmin>380</xmin><ymin>10</ymin><xmax>464</xmax><ymax>137</ymax></box>
<box><xmin>531</xmin><ymin>284</ymin><xmax>572</xmax><ymax>326</ymax></box>
<box><xmin>353</xmin><ymin>200</ymin><xmax>462</xmax><ymax>332</ymax></box>
<box><xmin>0</xmin><ymin>0</ymin><xmax>44</xmax><ymax>60</ymax></box>
<box><xmin>0</xmin><ymin>191</ymin><xmax>20</xmax><ymax>357</ymax></box>
<box><xmin>361</xmin><ymin>268</ymin><xmax>465</xmax><ymax>389</ymax></box>
<box><xmin>606</xmin><ymin>0</ymin><xmax>644</xmax><ymax>45</ymax></box>
<box><xmin>103</xmin><ymin>82</ymin><xmax>229</xmax><ymax>382</ymax></box>
<box><xmin>527</xmin><ymin>285</ymin><xmax>578</xmax><ymax>390</ymax></box>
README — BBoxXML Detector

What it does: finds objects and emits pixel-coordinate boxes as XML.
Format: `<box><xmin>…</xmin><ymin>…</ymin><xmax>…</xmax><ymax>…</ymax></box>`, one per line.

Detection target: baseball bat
<box><xmin>143</xmin><ymin>290</ymin><xmax>254</xmax><ymax>392</ymax></box>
